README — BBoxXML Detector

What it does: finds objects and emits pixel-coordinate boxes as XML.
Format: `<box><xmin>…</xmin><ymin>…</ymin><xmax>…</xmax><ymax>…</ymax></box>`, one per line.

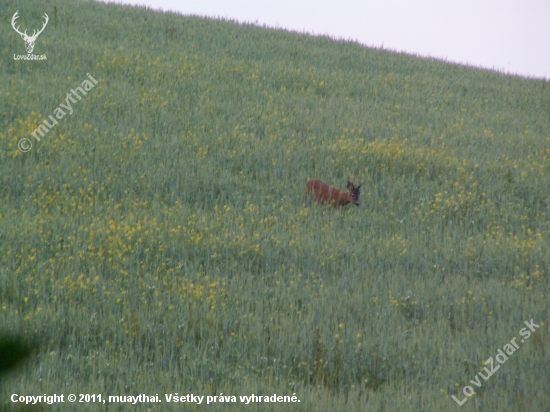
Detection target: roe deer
<box><xmin>306</xmin><ymin>178</ymin><xmax>363</xmax><ymax>207</ymax></box>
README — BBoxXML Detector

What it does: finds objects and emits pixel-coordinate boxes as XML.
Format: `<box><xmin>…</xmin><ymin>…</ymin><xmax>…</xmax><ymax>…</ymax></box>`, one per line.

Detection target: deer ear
<box><xmin>347</xmin><ymin>181</ymin><xmax>354</xmax><ymax>191</ymax></box>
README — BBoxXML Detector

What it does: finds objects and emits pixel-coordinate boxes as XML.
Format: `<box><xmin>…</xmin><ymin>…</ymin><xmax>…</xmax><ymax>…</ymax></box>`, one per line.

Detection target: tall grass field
<box><xmin>1</xmin><ymin>0</ymin><xmax>549</xmax><ymax>410</ymax></box>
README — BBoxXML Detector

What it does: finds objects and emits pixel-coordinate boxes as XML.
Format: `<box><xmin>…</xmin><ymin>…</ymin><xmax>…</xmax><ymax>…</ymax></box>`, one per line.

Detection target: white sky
<box><xmin>101</xmin><ymin>0</ymin><xmax>549</xmax><ymax>80</ymax></box>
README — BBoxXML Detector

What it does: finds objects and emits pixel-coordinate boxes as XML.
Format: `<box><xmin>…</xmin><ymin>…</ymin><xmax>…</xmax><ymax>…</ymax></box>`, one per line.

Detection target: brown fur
<box><xmin>306</xmin><ymin>178</ymin><xmax>363</xmax><ymax>207</ymax></box>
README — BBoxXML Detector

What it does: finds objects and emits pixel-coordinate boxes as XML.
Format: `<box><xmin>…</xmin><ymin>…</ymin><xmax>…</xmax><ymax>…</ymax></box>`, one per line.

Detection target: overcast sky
<box><xmin>101</xmin><ymin>0</ymin><xmax>549</xmax><ymax>80</ymax></box>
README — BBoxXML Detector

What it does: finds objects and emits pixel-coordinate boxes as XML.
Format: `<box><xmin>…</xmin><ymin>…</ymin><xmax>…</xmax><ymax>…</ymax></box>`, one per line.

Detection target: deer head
<box><xmin>12</xmin><ymin>11</ymin><xmax>49</xmax><ymax>54</ymax></box>
<box><xmin>346</xmin><ymin>177</ymin><xmax>363</xmax><ymax>206</ymax></box>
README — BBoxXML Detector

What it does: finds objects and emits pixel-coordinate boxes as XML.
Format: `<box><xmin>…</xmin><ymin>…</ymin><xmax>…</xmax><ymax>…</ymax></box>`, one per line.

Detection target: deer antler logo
<box><xmin>12</xmin><ymin>10</ymin><xmax>49</xmax><ymax>54</ymax></box>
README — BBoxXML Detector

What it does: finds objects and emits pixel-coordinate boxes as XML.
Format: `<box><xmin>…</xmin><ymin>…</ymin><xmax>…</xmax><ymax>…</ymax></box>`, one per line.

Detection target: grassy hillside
<box><xmin>1</xmin><ymin>0</ymin><xmax>549</xmax><ymax>410</ymax></box>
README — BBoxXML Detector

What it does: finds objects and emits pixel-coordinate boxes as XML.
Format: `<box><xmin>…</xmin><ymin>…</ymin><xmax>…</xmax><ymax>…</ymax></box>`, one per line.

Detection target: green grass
<box><xmin>1</xmin><ymin>0</ymin><xmax>549</xmax><ymax>410</ymax></box>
